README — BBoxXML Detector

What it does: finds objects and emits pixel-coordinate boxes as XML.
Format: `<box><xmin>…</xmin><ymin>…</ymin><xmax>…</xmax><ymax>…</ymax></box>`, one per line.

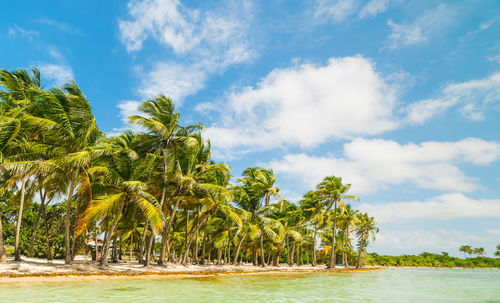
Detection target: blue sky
<box><xmin>2</xmin><ymin>0</ymin><xmax>500</xmax><ymax>256</ymax></box>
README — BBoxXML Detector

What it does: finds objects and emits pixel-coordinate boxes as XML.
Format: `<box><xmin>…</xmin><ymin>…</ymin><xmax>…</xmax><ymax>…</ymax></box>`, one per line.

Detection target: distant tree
<box><xmin>495</xmin><ymin>244</ymin><xmax>500</xmax><ymax>257</ymax></box>
<box><xmin>459</xmin><ymin>245</ymin><xmax>472</xmax><ymax>258</ymax></box>
<box><xmin>473</xmin><ymin>247</ymin><xmax>485</xmax><ymax>257</ymax></box>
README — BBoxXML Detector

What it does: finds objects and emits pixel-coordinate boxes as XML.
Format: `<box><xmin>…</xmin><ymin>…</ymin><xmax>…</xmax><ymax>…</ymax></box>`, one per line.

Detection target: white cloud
<box><xmin>119</xmin><ymin>0</ymin><xmax>254</xmax><ymax>101</ymax></box>
<box><xmin>360</xmin><ymin>193</ymin><xmax>500</xmax><ymax>223</ymax></box>
<box><xmin>486</xmin><ymin>229</ymin><xmax>500</xmax><ymax>236</ymax></box>
<box><xmin>386</xmin><ymin>3</ymin><xmax>457</xmax><ymax>49</ymax></box>
<box><xmin>265</xmin><ymin>138</ymin><xmax>500</xmax><ymax>194</ymax></box>
<box><xmin>358</xmin><ymin>0</ymin><xmax>402</xmax><ymax>19</ymax></box>
<box><xmin>37</xmin><ymin>19</ymin><xmax>82</xmax><ymax>35</ymax></box>
<box><xmin>314</xmin><ymin>0</ymin><xmax>359</xmax><ymax>23</ymax></box>
<box><xmin>111</xmin><ymin>100</ymin><xmax>144</xmax><ymax>135</ymax></box>
<box><xmin>38</xmin><ymin>64</ymin><xmax>74</xmax><ymax>86</ymax></box>
<box><xmin>406</xmin><ymin>73</ymin><xmax>500</xmax><ymax>124</ymax></box>
<box><xmin>137</xmin><ymin>62</ymin><xmax>207</xmax><ymax>101</ymax></box>
<box><xmin>371</xmin><ymin>228</ymin><xmax>491</xmax><ymax>255</ymax></box>
<box><xmin>7</xmin><ymin>25</ymin><xmax>39</xmax><ymax>41</ymax></box>
<box><xmin>203</xmin><ymin>56</ymin><xmax>399</xmax><ymax>158</ymax></box>
<box><xmin>488</xmin><ymin>54</ymin><xmax>500</xmax><ymax>63</ymax></box>
<box><xmin>314</xmin><ymin>0</ymin><xmax>401</xmax><ymax>22</ymax></box>
<box><xmin>386</xmin><ymin>20</ymin><xmax>426</xmax><ymax>48</ymax></box>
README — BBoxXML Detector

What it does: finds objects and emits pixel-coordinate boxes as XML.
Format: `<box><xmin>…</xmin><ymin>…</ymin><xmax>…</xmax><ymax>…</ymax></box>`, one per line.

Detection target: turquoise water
<box><xmin>1</xmin><ymin>268</ymin><xmax>499</xmax><ymax>302</ymax></box>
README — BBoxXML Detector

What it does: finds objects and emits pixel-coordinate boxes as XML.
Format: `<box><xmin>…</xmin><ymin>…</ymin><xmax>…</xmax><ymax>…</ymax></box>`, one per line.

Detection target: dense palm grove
<box><xmin>0</xmin><ymin>68</ymin><xmax>379</xmax><ymax>268</ymax></box>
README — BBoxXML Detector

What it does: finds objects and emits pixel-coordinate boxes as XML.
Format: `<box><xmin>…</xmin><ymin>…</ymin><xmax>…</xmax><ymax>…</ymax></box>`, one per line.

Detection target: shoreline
<box><xmin>0</xmin><ymin>267</ymin><xmax>382</xmax><ymax>283</ymax></box>
<box><xmin>0</xmin><ymin>256</ymin><xmax>383</xmax><ymax>283</ymax></box>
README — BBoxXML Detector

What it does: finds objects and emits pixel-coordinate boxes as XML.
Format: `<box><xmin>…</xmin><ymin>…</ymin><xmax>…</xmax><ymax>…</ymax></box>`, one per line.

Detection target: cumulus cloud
<box><xmin>136</xmin><ymin>62</ymin><xmax>207</xmax><ymax>101</ymax></box>
<box><xmin>359</xmin><ymin>193</ymin><xmax>500</xmax><ymax>223</ymax></box>
<box><xmin>111</xmin><ymin>100</ymin><xmax>144</xmax><ymax>135</ymax></box>
<box><xmin>406</xmin><ymin>73</ymin><xmax>500</xmax><ymax>124</ymax></box>
<box><xmin>202</xmin><ymin>56</ymin><xmax>399</xmax><ymax>158</ymax></box>
<box><xmin>119</xmin><ymin>0</ymin><xmax>254</xmax><ymax>101</ymax></box>
<box><xmin>38</xmin><ymin>64</ymin><xmax>74</xmax><ymax>86</ymax></box>
<box><xmin>264</xmin><ymin>138</ymin><xmax>500</xmax><ymax>194</ymax></box>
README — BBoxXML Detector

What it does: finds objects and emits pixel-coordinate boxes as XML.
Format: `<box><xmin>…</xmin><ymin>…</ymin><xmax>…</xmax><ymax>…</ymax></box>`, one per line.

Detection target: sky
<box><xmin>1</xmin><ymin>0</ymin><xmax>500</xmax><ymax>257</ymax></box>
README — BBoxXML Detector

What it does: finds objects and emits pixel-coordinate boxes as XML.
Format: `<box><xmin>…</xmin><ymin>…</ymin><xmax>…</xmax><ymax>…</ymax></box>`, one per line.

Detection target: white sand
<box><xmin>0</xmin><ymin>255</ymin><xmax>380</xmax><ymax>282</ymax></box>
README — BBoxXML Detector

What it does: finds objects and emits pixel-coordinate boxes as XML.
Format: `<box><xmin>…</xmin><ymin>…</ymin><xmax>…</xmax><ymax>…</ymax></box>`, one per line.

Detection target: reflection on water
<box><xmin>2</xmin><ymin>268</ymin><xmax>499</xmax><ymax>303</ymax></box>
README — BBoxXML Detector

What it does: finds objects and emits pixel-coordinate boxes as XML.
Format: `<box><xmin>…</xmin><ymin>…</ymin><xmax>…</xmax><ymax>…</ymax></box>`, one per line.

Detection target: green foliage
<box><xmin>367</xmin><ymin>252</ymin><xmax>500</xmax><ymax>268</ymax></box>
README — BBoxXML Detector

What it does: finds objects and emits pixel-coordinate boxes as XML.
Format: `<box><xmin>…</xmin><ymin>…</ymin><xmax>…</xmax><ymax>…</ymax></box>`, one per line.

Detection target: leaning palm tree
<box><xmin>76</xmin><ymin>132</ymin><xmax>164</xmax><ymax>266</ymax></box>
<box><xmin>339</xmin><ymin>204</ymin><xmax>358</xmax><ymax>267</ymax></box>
<box><xmin>20</xmin><ymin>83</ymin><xmax>103</xmax><ymax>264</ymax></box>
<box><xmin>315</xmin><ymin>176</ymin><xmax>359</xmax><ymax>268</ymax></box>
<box><xmin>300</xmin><ymin>191</ymin><xmax>326</xmax><ymax>266</ymax></box>
<box><xmin>128</xmin><ymin>95</ymin><xmax>201</xmax><ymax>265</ymax></box>
<box><xmin>355</xmin><ymin>213</ymin><xmax>378</xmax><ymax>268</ymax></box>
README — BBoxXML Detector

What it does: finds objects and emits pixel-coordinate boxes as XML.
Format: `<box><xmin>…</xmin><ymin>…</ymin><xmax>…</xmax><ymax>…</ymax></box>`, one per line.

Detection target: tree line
<box><xmin>368</xmin><ymin>252</ymin><xmax>500</xmax><ymax>268</ymax></box>
<box><xmin>0</xmin><ymin>68</ymin><xmax>379</xmax><ymax>268</ymax></box>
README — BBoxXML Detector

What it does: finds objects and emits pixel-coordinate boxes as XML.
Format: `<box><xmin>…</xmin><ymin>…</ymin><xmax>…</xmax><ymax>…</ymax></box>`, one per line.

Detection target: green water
<box><xmin>1</xmin><ymin>268</ymin><xmax>499</xmax><ymax>302</ymax></box>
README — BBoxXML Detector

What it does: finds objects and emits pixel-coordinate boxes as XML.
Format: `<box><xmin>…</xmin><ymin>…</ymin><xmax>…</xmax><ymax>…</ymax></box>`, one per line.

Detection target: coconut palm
<box><xmin>128</xmin><ymin>95</ymin><xmax>202</xmax><ymax>265</ymax></box>
<box><xmin>75</xmin><ymin>132</ymin><xmax>164</xmax><ymax>266</ymax></box>
<box><xmin>300</xmin><ymin>191</ymin><xmax>327</xmax><ymax>266</ymax></box>
<box><xmin>459</xmin><ymin>245</ymin><xmax>473</xmax><ymax>258</ymax></box>
<box><xmin>315</xmin><ymin>176</ymin><xmax>359</xmax><ymax>268</ymax></box>
<box><xmin>355</xmin><ymin>213</ymin><xmax>378</xmax><ymax>268</ymax></box>
<box><xmin>339</xmin><ymin>204</ymin><xmax>358</xmax><ymax>267</ymax></box>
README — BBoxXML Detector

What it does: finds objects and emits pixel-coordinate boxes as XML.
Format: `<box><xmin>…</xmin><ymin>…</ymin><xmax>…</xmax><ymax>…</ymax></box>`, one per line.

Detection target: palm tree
<box><xmin>355</xmin><ymin>213</ymin><xmax>378</xmax><ymax>268</ymax></box>
<box><xmin>300</xmin><ymin>191</ymin><xmax>326</xmax><ymax>266</ymax></box>
<box><xmin>472</xmin><ymin>247</ymin><xmax>485</xmax><ymax>257</ymax></box>
<box><xmin>19</xmin><ymin>82</ymin><xmax>103</xmax><ymax>264</ymax></box>
<box><xmin>459</xmin><ymin>245</ymin><xmax>473</xmax><ymax>258</ymax></box>
<box><xmin>76</xmin><ymin>132</ymin><xmax>164</xmax><ymax>266</ymax></box>
<box><xmin>128</xmin><ymin>95</ymin><xmax>201</xmax><ymax>266</ymax></box>
<box><xmin>238</xmin><ymin>167</ymin><xmax>283</xmax><ymax>267</ymax></box>
<box><xmin>315</xmin><ymin>176</ymin><xmax>359</xmax><ymax>268</ymax></box>
<box><xmin>339</xmin><ymin>204</ymin><xmax>358</xmax><ymax>267</ymax></box>
<box><xmin>495</xmin><ymin>244</ymin><xmax>500</xmax><ymax>257</ymax></box>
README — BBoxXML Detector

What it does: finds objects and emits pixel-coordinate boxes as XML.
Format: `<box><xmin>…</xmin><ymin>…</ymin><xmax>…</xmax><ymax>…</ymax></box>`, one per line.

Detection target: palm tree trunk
<box><xmin>112</xmin><ymin>233</ymin><xmax>118</xmax><ymax>262</ymax></box>
<box><xmin>100</xmin><ymin>202</ymin><xmax>125</xmax><ymax>266</ymax></box>
<box><xmin>328</xmin><ymin>200</ymin><xmax>338</xmax><ymax>269</ymax></box>
<box><xmin>160</xmin><ymin>194</ymin><xmax>182</xmax><ymax>264</ymax></box>
<box><xmin>200</xmin><ymin>232</ymin><xmax>207</xmax><ymax>265</ymax></box>
<box><xmin>146</xmin><ymin>184</ymin><xmax>165</xmax><ymax>266</ymax></box>
<box><xmin>0</xmin><ymin>209</ymin><xmax>6</xmax><ymax>264</ymax></box>
<box><xmin>129</xmin><ymin>233</ymin><xmax>133</xmax><ymax>261</ymax></box>
<box><xmin>296</xmin><ymin>244</ymin><xmax>300</xmax><ymax>266</ymax></box>
<box><xmin>356</xmin><ymin>242</ymin><xmax>364</xmax><ymax>269</ymax></box>
<box><xmin>233</xmin><ymin>230</ymin><xmax>248</xmax><ymax>265</ymax></box>
<box><xmin>181</xmin><ymin>210</ymin><xmax>190</xmax><ymax>265</ymax></box>
<box><xmin>216</xmin><ymin>247</ymin><xmax>222</xmax><ymax>265</ymax></box>
<box><xmin>14</xmin><ymin>177</ymin><xmax>27</xmax><ymax>261</ymax></box>
<box><xmin>144</xmin><ymin>224</ymin><xmax>155</xmax><ymax>267</ymax></box>
<box><xmin>286</xmin><ymin>236</ymin><xmax>290</xmax><ymax>265</ymax></box>
<box><xmin>29</xmin><ymin>189</ymin><xmax>46</xmax><ymax>257</ymax></box>
<box><xmin>259</xmin><ymin>231</ymin><xmax>265</xmax><ymax>267</ymax></box>
<box><xmin>193</xmin><ymin>213</ymin><xmax>199</xmax><ymax>264</ymax></box>
<box><xmin>42</xmin><ymin>202</ymin><xmax>52</xmax><ymax>260</ymax></box>
<box><xmin>252</xmin><ymin>242</ymin><xmax>257</xmax><ymax>265</ymax></box>
<box><xmin>273</xmin><ymin>237</ymin><xmax>285</xmax><ymax>266</ymax></box>
<box><xmin>312</xmin><ymin>226</ymin><xmax>317</xmax><ymax>266</ymax></box>
<box><xmin>138</xmin><ymin>218</ymin><xmax>149</xmax><ymax>263</ymax></box>
<box><xmin>65</xmin><ymin>171</ymin><xmax>77</xmax><ymax>264</ymax></box>
<box><xmin>290</xmin><ymin>240</ymin><xmax>296</xmax><ymax>266</ymax></box>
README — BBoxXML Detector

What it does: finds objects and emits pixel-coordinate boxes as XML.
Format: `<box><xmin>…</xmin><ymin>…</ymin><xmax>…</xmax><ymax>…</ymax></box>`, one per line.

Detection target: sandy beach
<box><xmin>0</xmin><ymin>255</ymin><xmax>382</xmax><ymax>283</ymax></box>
